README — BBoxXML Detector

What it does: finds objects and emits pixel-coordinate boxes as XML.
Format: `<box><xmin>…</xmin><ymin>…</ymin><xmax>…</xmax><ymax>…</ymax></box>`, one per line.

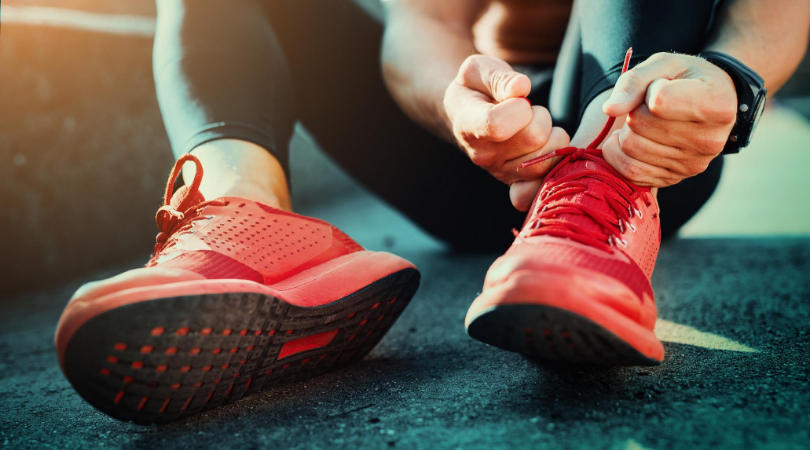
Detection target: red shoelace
<box><xmin>150</xmin><ymin>154</ymin><xmax>226</xmax><ymax>260</ymax></box>
<box><xmin>517</xmin><ymin>48</ymin><xmax>651</xmax><ymax>253</ymax></box>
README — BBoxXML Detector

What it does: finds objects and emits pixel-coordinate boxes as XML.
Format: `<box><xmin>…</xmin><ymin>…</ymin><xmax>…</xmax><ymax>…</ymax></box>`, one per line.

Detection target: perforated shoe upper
<box><xmin>151</xmin><ymin>196</ymin><xmax>363</xmax><ymax>285</ymax></box>
<box><xmin>142</xmin><ymin>154</ymin><xmax>363</xmax><ymax>285</ymax></box>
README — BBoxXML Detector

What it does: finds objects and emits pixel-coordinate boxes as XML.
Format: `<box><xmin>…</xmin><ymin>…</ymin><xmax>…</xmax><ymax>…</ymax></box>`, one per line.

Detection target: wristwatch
<box><xmin>700</xmin><ymin>51</ymin><xmax>767</xmax><ymax>154</ymax></box>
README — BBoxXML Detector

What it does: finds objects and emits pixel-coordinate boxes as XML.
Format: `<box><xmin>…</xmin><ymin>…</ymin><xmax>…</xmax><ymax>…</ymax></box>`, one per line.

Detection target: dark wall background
<box><xmin>0</xmin><ymin>0</ymin><xmax>807</xmax><ymax>294</ymax></box>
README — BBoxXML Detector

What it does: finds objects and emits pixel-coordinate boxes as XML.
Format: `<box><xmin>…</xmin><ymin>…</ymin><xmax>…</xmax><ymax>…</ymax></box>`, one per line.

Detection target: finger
<box><xmin>627</xmin><ymin>104</ymin><xmax>727</xmax><ymax>156</ymax></box>
<box><xmin>510</xmin><ymin>179</ymin><xmax>545</xmax><ymax>212</ymax></box>
<box><xmin>602</xmin><ymin>130</ymin><xmax>680</xmax><ymax>187</ymax></box>
<box><xmin>446</xmin><ymin>83</ymin><xmax>533</xmax><ymax>142</ymax></box>
<box><xmin>457</xmin><ymin>54</ymin><xmax>531</xmax><ymax>102</ymax></box>
<box><xmin>645</xmin><ymin>78</ymin><xmax>737</xmax><ymax>123</ymax></box>
<box><xmin>505</xmin><ymin>127</ymin><xmax>570</xmax><ymax>180</ymax></box>
<box><xmin>615</xmin><ymin>125</ymin><xmax>696</xmax><ymax>176</ymax></box>
<box><xmin>480</xmin><ymin>106</ymin><xmax>553</xmax><ymax>161</ymax></box>
<box><xmin>508</xmin><ymin>106</ymin><xmax>553</xmax><ymax>155</ymax></box>
<box><xmin>602</xmin><ymin>52</ymin><xmax>685</xmax><ymax>117</ymax></box>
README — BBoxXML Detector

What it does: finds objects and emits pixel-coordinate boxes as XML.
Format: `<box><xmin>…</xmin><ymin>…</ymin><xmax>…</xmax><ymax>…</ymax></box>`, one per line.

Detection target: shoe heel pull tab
<box><xmin>587</xmin><ymin>47</ymin><xmax>633</xmax><ymax>150</ymax></box>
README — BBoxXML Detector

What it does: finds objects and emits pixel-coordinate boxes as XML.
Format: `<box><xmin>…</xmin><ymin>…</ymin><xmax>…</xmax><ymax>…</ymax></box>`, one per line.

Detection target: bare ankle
<box><xmin>181</xmin><ymin>139</ymin><xmax>292</xmax><ymax>211</ymax></box>
<box><xmin>207</xmin><ymin>181</ymin><xmax>290</xmax><ymax>211</ymax></box>
<box><xmin>571</xmin><ymin>90</ymin><xmax>625</xmax><ymax>149</ymax></box>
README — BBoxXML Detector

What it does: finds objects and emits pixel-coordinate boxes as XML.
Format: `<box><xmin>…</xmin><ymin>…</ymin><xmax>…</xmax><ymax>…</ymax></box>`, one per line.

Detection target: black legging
<box><xmin>153</xmin><ymin>0</ymin><xmax>724</xmax><ymax>251</ymax></box>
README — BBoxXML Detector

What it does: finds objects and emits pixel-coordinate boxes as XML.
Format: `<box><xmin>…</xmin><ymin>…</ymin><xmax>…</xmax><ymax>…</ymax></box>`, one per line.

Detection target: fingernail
<box><xmin>603</xmin><ymin>91</ymin><xmax>627</xmax><ymax>106</ymax></box>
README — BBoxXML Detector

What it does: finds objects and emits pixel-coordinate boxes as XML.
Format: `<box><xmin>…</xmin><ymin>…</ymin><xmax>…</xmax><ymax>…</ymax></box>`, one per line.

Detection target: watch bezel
<box><xmin>745</xmin><ymin>89</ymin><xmax>767</xmax><ymax>147</ymax></box>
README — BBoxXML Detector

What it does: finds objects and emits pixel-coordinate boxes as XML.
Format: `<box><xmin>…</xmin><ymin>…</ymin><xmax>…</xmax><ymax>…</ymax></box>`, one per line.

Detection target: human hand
<box><xmin>443</xmin><ymin>55</ymin><xmax>570</xmax><ymax>211</ymax></box>
<box><xmin>601</xmin><ymin>52</ymin><xmax>737</xmax><ymax>187</ymax></box>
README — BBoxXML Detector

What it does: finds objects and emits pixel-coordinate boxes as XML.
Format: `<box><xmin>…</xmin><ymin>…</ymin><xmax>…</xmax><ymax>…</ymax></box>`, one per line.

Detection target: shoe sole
<box><xmin>62</xmin><ymin>268</ymin><xmax>419</xmax><ymax>425</ymax></box>
<box><xmin>467</xmin><ymin>303</ymin><xmax>661</xmax><ymax>366</ymax></box>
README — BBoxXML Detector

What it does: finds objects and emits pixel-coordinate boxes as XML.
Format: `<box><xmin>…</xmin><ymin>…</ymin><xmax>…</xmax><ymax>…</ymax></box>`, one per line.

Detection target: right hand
<box><xmin>443</xmin><ymin>55</ymin><xmax>570</xmax><ymax>211</ymax></box>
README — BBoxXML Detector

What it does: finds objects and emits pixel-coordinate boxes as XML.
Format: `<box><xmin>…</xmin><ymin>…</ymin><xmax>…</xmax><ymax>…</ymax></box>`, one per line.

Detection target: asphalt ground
<box><xmin>2</xmin><ymin>2</ymin><xmax>810</xmax><ymax>449</ymax></box>
<box><xmin>2</xmin><ymin>186</ymin><xmax>809</xmax><ymax>449</ymax></box>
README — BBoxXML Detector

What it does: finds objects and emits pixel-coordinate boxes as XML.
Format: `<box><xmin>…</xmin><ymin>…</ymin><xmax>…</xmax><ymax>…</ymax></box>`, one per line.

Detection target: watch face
<box><xmin>746</xmin><ymin>91</ymin><xmax>766</xmax><ymax>147</ymax></box>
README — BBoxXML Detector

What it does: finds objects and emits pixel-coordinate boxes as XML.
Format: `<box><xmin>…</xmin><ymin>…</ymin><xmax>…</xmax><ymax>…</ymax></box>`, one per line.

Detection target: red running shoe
<box><xmin>55</xmin><ymin>154</ymin><xmax>420</xmax><ymax>424</ymax></box>
<box><xmin>465</xmin><ymin>49</ymin><xmax>664</xmax><ymax>366</ymax></box>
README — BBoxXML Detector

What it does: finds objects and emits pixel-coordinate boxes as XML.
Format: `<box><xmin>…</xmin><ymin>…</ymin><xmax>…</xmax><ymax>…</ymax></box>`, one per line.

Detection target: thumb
<box><xmin>601</xmin><ymin>69</ymin><xmax>653</xmax><ymax>117</ymax></box>
<box><xmin>458</xmin><ymin>55</ymin><xmax>531</xmax><ymax>102</ymax></box>
<box><xmin>486</xmin><ymin>67</ymin><xmax>531</xmax><ymax>103</ymax></box>
<box><xmin>602</xmin><ymin>53</ymin><xmax>681</xmax><ymax>117</ymax></box>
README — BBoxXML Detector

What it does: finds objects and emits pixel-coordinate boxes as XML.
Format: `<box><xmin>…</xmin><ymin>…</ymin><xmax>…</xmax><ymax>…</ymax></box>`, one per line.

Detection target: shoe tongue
<box><xmin>535</xmin><ymin>156</ymin><xmax>615</xmax><ymax>236</ymax></box>
<box><xmin>169</xmin><ymin>185</ymin><xmax>206</xmax><ymax>212</ymax></box>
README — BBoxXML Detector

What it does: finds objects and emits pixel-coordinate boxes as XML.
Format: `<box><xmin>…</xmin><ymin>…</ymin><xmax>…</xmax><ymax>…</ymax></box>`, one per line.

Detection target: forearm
<box><xmin>704</xmin><ymin>0</ymin><xmax>810</xmax><ymax>93</ymax></box>
<box><xmin>381</xmin><ymin>8</ymin><xmax>477</xmax><ymax>142</ymax></box>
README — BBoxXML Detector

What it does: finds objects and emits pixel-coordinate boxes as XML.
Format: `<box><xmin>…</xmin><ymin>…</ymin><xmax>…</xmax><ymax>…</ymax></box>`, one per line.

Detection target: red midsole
<box><xmin>466</xmin><ymin>267</ymin><xmax>664</xmax><ymax>361</ymax></box>
<box><xmin>56</xmin><ymin>251</ymin><xmax>414</xmax><ymax>367</ymax></box>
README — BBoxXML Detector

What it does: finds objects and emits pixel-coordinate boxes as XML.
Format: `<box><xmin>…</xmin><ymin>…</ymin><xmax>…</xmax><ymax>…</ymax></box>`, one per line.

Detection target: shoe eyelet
<box><xmin>634</xmin><ymin>207</ymin><xmax>643</xmax><ymax>219</ymax></box>
<box><xmin>628</xmin><ymin>222</ymin><xmax>637</xmax><ymax>233</ymax></box>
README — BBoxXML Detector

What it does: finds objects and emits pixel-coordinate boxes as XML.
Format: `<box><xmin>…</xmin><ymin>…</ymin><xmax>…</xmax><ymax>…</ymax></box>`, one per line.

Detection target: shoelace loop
<box><xmin>151</xmin><ymin>154</ymin><xmax>225</xmax><ymax>260</ymax></box>
<box><xmin>517</xmin><ymin>48</ymin><xmax>648</xmax><ymax>253</ymax></box>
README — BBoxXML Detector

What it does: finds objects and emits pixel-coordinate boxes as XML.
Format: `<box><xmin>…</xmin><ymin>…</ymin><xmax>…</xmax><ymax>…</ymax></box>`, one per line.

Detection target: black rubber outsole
<box><xmin>63</xmin><ymin>268</ymin><xmax>420</xmax><ymax>425</ymax></box>
<box><xmin>466</xmin><ymin>304</ymin><xmax>660</xmax><ymax>366</ymax></box>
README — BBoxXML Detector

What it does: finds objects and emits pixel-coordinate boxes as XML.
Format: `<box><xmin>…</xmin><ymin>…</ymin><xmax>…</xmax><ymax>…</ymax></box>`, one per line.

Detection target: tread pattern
<box><xmin>63</xmin><ymin>268</ymin><xmax>419</xmax><ymax>425</ymax></box>
<box><xmin>466</xmin><ymin>304</ymin><xmax>660</xmax><ymax>366</ymax></box>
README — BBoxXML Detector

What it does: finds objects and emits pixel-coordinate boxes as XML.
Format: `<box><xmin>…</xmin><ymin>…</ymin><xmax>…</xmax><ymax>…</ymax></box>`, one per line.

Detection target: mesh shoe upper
<box><xmin>146</xmin><ymin>155</ymin><xmax>363</xmax><ymax>285</ymax></box>
<box><xmin>482</xmin><ymin>48</ymin><xmax>662</xmax><ymax>328</ymax></box>
<box><xmin>151</xmin><ymin>196</ymin><xmax>364</xmax><ymax>285</ymax></box>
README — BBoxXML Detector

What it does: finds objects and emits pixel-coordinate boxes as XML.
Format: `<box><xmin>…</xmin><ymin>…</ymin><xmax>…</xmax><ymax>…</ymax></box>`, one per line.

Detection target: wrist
<box><xmin>383</xmin><ymin>65</ymin><xmax>456</xmax><ymax>142</ymax></box>
<box><xmin>698</xmin><ymin>50</ymin><xmax>767</xmax><ymax>153</ymax></box>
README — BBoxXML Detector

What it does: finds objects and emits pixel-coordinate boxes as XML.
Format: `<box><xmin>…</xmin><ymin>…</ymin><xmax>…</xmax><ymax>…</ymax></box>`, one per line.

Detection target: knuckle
<box><xmin>625</xmin><ymin>109</ymin><xmax>645</xmax><ymax>131</ymax></box>
<box><xmin>648</xmin><ymin>52</ymin><xmax>670</xmax><ymax>63</ymax></box>
<box><xmin>458</xmin><ymin>55</ymin><xmax>484</xmax><ymax>83</ymax></box>
<box><xmin>469</xmin><ymin>150</ymin><xmax>495</xmax><ymax>168</ymax></box>
<box><xmin>525</xmin><ymin>124</ymin><xmax>550</xmax><ymax>149</ymax></box>
<box><xmin>621</xmin><ymin>70</ymin><xmax>646</xmax><ymax>89</ymax></box>
<box><xmin>713</xmin><ymin>97</ymin><xmax>738</xmax><ymax>124</ymax></box>
<box><xmin>619</xmin><ymin>132</ymin><xmax>640</xmax><ymax>157</ymax></box>
<box><xmin>490</xmin><ymin>70</ymin><xmax>512</xmax><ymax>91</ymax></box>
<box><xmin>549</xmin><ymin>126</ymin><xmax>570</xmax><ymax>146</ymax></box>
<box><xmin>442</xmin><ymin>91</ymin><xmax>456</xmax><ymax>116</ymax></box>
<box><xmin>681</xmin><ymin>158</ymin><xmax>704</xmax><ymax>176</ymax></box>
<box><xmin>646</xmin><ymin>89</ymin><xmax>668</xmax><ymax>115</ymax></box>
<box><xmin>709</xmin><ymin>134</ymin><xmax>728</xmax><ymax>153</ymax></box>
<box><xmin>619</xmin><ymin>158</ymin><xmax>644</xmax><ymax>180</ymax></box>
<box><xmin>694</xmin><ymin>131</ymin><xmax>726</xmax><ymax>155</ymax></box>
<box><xmin>484</xmin><ymin>114</ymin><xmax>510</xmax><ymax>142</ymax></box>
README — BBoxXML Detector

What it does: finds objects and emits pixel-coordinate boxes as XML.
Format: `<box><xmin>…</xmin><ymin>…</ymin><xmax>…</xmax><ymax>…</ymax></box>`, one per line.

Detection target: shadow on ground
<box><xmin>1</xmin><ymin>239</ymin><xmax>808</xmax><ymax>450</ymax></box>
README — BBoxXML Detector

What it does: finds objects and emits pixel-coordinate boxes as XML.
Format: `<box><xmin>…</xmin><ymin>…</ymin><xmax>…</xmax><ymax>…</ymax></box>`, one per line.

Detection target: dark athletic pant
<box><xmin>153</xmin><ymin>0</ymin><xmax>724</xmax><ymax>251</ymax></box>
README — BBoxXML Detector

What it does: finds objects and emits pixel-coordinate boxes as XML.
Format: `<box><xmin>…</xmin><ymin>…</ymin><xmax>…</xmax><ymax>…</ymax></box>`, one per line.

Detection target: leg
<box><xmin>57</xmin><ymin>1</ymin><xmax>422</xmax><ymax>423</ymax></box>
<box><xmin>466</xmin><ymin>0</ymin><xmax>726</xmax><ymax>364</ymax></box>
<box><xmin>260</xmin><ymin>0</ymin><xmax>525</xmax><ymax>251</ymax></box>
<box><xmin>559</xmin><ymin>0</ymin><xmax>723</xmax><ymax>237</ymax></box>
<box><xmin>153</xmin><ymin>0</ymin><xmax>295</xmax><ymax>210</ymax></box>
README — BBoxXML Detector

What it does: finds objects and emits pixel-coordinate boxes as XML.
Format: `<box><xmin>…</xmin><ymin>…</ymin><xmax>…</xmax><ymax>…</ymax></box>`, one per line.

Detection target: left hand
<box><xmin>601</xmin><ymin>52</ymin><xmax>738</xmax><ymax>187</ymax></box>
